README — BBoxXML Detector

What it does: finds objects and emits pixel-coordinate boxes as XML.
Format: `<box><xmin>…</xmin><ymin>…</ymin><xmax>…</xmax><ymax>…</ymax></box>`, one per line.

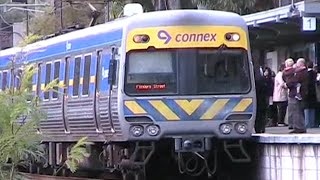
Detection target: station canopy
<box><xmin>242</xmin><ymin>0</ymin><xmax>320</xmax><ymax>48</ymax></box>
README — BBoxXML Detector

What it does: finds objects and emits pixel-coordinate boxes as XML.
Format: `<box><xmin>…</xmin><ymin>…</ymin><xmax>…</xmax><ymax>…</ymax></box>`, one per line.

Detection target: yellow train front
<box><xmin>119</xmin><ymin>9</ymin><xmax>256</xmax><ymax>153</ymax></box>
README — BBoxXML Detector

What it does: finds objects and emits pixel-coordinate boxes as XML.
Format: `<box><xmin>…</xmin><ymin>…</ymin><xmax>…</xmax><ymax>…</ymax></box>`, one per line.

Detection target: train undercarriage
<box><xmin>22</xmin><ymin>138</ymin><xmax>252</xmax><ymax>180</ymax></box>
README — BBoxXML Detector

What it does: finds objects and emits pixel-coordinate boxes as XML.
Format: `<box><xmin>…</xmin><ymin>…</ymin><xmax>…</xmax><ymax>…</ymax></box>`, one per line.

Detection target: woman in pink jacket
<box><xmin>273</xmin><ymin>63</ymin><xmax>288</xmax><ymax>126</ymax></box>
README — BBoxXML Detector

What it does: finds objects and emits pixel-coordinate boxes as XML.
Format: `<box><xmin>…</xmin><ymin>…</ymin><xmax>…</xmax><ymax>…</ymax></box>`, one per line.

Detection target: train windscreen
<box><xmin>125</xmin><ymin>48</ymin><xmax>250</xmax><ymax>96</ymax></box>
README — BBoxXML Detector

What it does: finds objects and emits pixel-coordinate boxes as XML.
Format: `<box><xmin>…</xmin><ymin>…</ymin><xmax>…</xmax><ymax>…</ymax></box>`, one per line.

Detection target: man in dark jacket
<box><xmin>254</xmin><ymin>62</ymin><xmax>268</xmax><ymax>133</ymax></box>
<box><xmin>285</xmin><ymin>58</ymin><xmax>308</xmax><ymax>133</ymax></box>
<box><xmin>305</xmin><ymin>61</ymin><xmax>317</xmax><ymax>128</ymax></box>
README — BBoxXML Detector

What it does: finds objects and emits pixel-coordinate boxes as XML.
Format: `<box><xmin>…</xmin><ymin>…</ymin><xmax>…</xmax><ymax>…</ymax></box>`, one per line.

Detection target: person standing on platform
<box><xmin>285</xmin><ymin>58</ymin><xmax>308</xmax><ymax>133</ymax></box>
<box><xmin>282</xmin><ymin>58</ymin><xmax>295</xmax><ymax>129</ymax></box>
<box><xmin>264</xmin><ymin>67</ymin><xmax>277</xmax><ymax>127</ymax></box>
<box><xmin>253</xmin><ymin>62</ymin><xmax>268</xmax><ymax>133</ymax></box>
<box><xmin>273</xmin><ymin>63</ymin><xmax>288</xmax><ymax>126</ymax></box>
<box><xmin>304</xmin><ymin>61</ymin><xmax>317</xmax><ymax>128</ymax></box>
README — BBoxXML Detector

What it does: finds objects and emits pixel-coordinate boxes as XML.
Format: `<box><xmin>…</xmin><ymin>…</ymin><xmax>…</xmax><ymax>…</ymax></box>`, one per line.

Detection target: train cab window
<box><xmin>125</xmin><ymin>51</ymin><xmax>177</xmax><ymax>95</ymax></box>
<box><xmin>73</xmin><ymin>57</ymin><xmax>81</xmax><ymax>97</ymax></box>
<box><xmin>44</xmin><ymin>63</ymin><xmax>52</xmax><ymax>100</ymax></box>
<box><xmin>52</xmin><ymin>61</ymin><xmax>60</xmax><ymax>99</ymax></box>
<box><xmin>2</xmin><ymin>71</ymin><xmax>7</xmax><ymax>91</ymax></box>
<box><xmin>83</xmin><ymin>55</ymin><xmax>91</xmax><ymax>96</ymax></box>
<box><xmin>196</xmin><ymin>49</ymin><xmax>250</xmax><ymax>94</ymax></box>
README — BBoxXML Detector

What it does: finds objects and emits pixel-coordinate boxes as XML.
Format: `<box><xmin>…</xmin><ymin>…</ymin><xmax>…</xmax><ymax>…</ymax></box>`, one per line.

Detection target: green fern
<box><xmin>65</xmin><ymin>137</ymin><xmax>93</xmax><ymax>173</ymax></box>
<box><xmin>53</xmin><ymin>137</ymin><xmax>93</xmax><ymax>175</ymax></box>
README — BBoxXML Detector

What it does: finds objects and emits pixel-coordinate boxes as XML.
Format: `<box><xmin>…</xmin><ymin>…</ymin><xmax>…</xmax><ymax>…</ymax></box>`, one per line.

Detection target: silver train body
<box><xmin>0</xmin><ymin>9</ymin><xmax>256</xmax><ymax>179</ymax></box>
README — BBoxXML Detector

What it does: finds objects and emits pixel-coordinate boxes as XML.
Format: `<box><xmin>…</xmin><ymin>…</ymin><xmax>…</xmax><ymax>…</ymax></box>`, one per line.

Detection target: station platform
<box><xmin>250</xmin><ymin>127</ymin><xmax>320</xmax><ymax>180</ymax></box>
<box><xmin>252</xmin><ymin>127</ymin><xmax>320</xmax><ymax>144</ymax></box>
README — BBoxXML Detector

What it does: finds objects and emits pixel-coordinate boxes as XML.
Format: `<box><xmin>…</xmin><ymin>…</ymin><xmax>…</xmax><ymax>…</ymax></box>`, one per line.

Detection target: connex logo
<box><xmin>175</xmin><ymin>33</ymin><xmax>216</xmax><ymax>42</ymax></box>
<box><xmin>157</xmin><ymin>30</ymin><xmax>172</xmax><ymax>44</ymax></box>
<box><xmin>157</xmin><ymin>30</ymin><xmax>217</xmax><ymax>44</ymax></box>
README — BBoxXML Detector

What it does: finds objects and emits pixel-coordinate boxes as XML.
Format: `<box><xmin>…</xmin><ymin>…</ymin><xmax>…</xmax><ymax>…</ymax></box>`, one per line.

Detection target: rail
<box><xmin>19</xmin><ymin>172</ymin><xmax>111</xmax><ymax>180</ymax></box>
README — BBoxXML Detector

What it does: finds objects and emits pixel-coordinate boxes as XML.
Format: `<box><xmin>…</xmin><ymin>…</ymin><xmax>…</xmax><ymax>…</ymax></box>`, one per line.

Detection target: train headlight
<box><xmin>130</xmin><ymin>125</ymin><xmax>144</xmax><ymax>137</ymax></box>
<box><xmin>225</xmin><ymin>33</ymin><xmax>240</xmax><ymax>41</ymax></box>
<box><xmin>133</xmin><ymin>34</ymin><xmax>150</xmax><ymax>43</ymax></box>
<box><xmin>219</xmin><ymin>123</ymin><xmax>232</xmax><ymax>134</ymax></box>
<box><xmin>146</xmin><ymin>125</ymin><xmax>160</xmax><ymax>136</ymax></box>
<box><xmin>235</xmin><ymin>123</ymin><xmax>247</xmax><ymax>134</ymax></box>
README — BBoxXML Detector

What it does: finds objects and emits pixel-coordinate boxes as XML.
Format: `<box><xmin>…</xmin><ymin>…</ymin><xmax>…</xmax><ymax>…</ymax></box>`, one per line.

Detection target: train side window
<box><xmin>2</xmin><ymin>71</ymin><xmax>7</xmax><ymax>91</ymax></box>
<box><xmin>28</xmin><ymin>66</ymin><xmax>35</xmax><ymax>93</ymax></box>
<box><xmin>64</xmin><ymin>57</ymin><xmax>70</xmax><ymax>95</ymax></box>
<box><xmin>96</xmin><ymin>50</ymin><xmax>102</xmax><ymax>92</ymax></box>
<box><xmin>0</xmin><ymin>72</ymin><xmax>2</xmax><ymax>90</ymax></box>
<box><xmin>10</xmin><ymin>69</ymin><xmax>14</xmax><ymax>89</ymax></box>
<box><xmin>37</xmin><ymin>64</ymin><xmax>42</xmax><ymax>96</ymax></box>
<box><xmin>15</xmin><ymin>69</ymin><xmax>23</xmax><ymax>90</ymax></box>
<box><xmin>114</xmin><ymin>47</ymin><xmax>120</xmax><ymax>87</ymax></box>
<box><xmin>73</xmin><ymin>57</ymin><xmax>81</xmax><ymax>97</ymax></box>
<box><xmin>52</xmin><ymin>61</ymin><xmax>61</xmax><ymax>99</ymax></box>
<box><xmin>83</xmin><ymin>55</ymin><xmax>91</xmax><ymax>96</ymax></box>
<box><xmin>44</xmin><ymin>63</ymin><xmax>52</xmax><ymax>100</ymax></box>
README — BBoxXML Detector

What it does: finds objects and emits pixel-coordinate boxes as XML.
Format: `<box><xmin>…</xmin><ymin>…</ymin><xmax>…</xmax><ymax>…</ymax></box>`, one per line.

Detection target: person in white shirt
<box><xmin>272</xmin><ymin>63</ymin><xmax>288</xmax><ymax>126</ymax></box>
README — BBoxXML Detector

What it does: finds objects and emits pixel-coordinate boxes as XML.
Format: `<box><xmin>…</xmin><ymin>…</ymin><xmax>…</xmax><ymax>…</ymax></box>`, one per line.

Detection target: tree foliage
<box><xmin>0</xmin><ymin>63</ymin><xmax>45</xmax><ymax>180</ymax></box>
<box><xmin>18</xmin><ymin>34</ymin><xmax>43</xmax><ymax>47</ymax></box>
<box><xmin>29</xmin><ymin>0</ymin><xmax>107</xmax><ymax>36</ymax></box>
<box><xmin>28</xmin><ymin>7</ymin><xmax>58</xmax><ymax>36</ymax></box>
<box><xmin>195</xmin><ymin>0</ymin><xmax>256</xmax><ymax>15</ymax></box>
<box><xmin>0</xmin><ymin>47</ymin><xmax>91</xmax><ymax>179</ymax></box>
<box><xmin>2</xmin><ymin>0</ymin><xmax>274</xmax><ymax>37</ymax></box>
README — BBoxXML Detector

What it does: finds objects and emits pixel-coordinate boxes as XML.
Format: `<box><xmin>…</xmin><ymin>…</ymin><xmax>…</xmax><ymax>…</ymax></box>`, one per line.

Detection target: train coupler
<box><xmin>174</xmin><ymin>137</ymin><xmax>211</xmax><ymax>152</ymax></box>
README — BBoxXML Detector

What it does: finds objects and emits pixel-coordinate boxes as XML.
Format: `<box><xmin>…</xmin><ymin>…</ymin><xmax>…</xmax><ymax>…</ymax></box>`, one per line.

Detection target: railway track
<box><xmin>19</xmin><ymin>172</ymin><xmax>118</xmax><ymax>180</ymax></box>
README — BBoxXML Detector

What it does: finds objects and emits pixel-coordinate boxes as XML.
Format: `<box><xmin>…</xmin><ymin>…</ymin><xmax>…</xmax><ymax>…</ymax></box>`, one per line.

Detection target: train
<box><xmin>0</xmin><ymin>4</ymin><xmax>256</xmax><ymax>180</ymax></box>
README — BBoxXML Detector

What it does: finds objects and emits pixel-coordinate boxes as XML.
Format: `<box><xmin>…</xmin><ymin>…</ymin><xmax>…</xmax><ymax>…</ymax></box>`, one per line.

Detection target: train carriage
<box><xmin>0</xmin><ymin>4</ymin><xmax>256</xmax><ymax>179</ymax></box>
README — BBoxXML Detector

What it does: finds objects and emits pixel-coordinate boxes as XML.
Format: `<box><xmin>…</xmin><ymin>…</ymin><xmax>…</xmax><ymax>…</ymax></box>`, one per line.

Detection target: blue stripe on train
<box><xmin>27</xmin><ymin>30</ymin><xmax>123</xmax><ymax>63</ymax></box>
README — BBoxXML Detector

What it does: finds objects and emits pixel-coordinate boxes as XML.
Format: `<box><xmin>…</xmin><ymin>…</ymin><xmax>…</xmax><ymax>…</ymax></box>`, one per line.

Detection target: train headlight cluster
<box><xmin>133</xmin><ymin>34</ymin><xmax>150</xmax><ymax>43</ymax></box>
<box><xmin>130</xmin><ymin>125</ymin><xmax>144</xmax><ymax>137</ymax></box>
<box><xmin>235</xmin><ymin>123</ymin><xmax>247</xmax><ymax>134</ymax></box>
<box><xmin>225</xmin><ymin>33</ymin><xmax>240</xmax><ymax>41</ymax></box>
<box><xmin>146</xmin><ymin>125</ymin><xmax>160</xmax><ymax>136</ymax></box>
<box><xmin>219</xmin><ymin>123</ymin><xmax>232</xmax><ymax>134</ymax></box>
<box><xmin>130</xmin><ymin>124</ymin><xmax>161</xmax><ymax>137</ymax></box>
<box><xmin>219</xmin><ymin>122</ymin><xmax>248</xmax><ymax>135</ymax></box>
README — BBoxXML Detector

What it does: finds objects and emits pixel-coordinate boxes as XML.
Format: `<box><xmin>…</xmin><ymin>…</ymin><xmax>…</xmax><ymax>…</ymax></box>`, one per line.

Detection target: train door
<box><xmin>95</xmin><ymin>46</ymin><xmax>122</xmax><ymax>139</ymax></box>
<box><xmin>39</xmin><ymin>60</ymin><xmax>66</xmax><ymax>138</ymax></box>
<box><xmin>65</xmin><ymin>54</ymin><xmax>101</xmax><ymax>137</ymax></box>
